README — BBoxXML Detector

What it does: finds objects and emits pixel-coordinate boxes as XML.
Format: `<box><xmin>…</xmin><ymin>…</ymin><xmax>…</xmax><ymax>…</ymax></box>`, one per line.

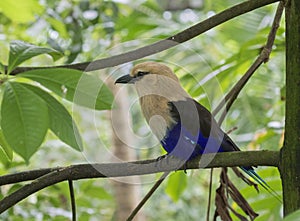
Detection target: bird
<box><xmin>115</xmin><ymin>61</ymin><xmax>275</xmax><ymax>194</ymax></box>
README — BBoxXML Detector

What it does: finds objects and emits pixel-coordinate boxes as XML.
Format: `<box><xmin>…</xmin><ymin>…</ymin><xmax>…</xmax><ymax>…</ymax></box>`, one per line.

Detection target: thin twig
<box><xmin>68</xmin><ymin>180</ymin><xmax>76</xmax><ymax>221</ymax></box>
<box><xmin>8</xmin><ymin>0</ymin><xmax>279</xmax><ymax>75</ymax></box>
<box><xmin>213</xmin><ymin>0</ymin><xmax>286</xmax><ymax>122</ymax></box>
<box><xmin>126</xmin><ymin>172</ymin><xmax>170</xmax><ymax>221</ymax></box>
<box><xmin>206</xmin><ymin>168</ymin><xmax>214</xmax><ymax>221</ymax></box>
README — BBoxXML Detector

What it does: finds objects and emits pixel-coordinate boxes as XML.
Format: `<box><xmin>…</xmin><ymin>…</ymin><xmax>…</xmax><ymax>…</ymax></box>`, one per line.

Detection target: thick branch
<box><xmin>0</xmin><ymin>150</ymin><xmax>279</xmax><ymax>186</ymax></box>
<box><xmin>0</xmin><ymin>150</ymin><xmax>279</xmax><ymax>213</ymax></box>
<box><xmin>280</xmin><ymin>0</ymin><xmax>300</xmax><ymax>215</ymax></box>
<box><xmin>10</xmin><ymin>0</ymin><xmax>279</xmax><ymax>75</ymax></box>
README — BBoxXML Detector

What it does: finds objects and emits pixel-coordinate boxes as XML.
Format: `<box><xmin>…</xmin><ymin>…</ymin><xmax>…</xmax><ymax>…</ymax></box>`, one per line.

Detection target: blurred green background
<box><xmin>0</xmin><ymin>0</ymin><xmax>284</xmax><ymax>220</ymax></box>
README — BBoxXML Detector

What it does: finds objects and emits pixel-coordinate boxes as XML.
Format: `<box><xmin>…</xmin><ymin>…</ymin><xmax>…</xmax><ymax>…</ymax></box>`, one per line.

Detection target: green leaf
<box><xmin>21</xmin><ymin>68</ymin><xmax>114</xmax><ymax>110</ymax></box>
<box><xmin>0</xmin><ymin>0</ymin><xmax>44</xmax><ymax>23</ymax></box>
<box><xmin>1</xmin><ymin>82</ymin><xmax>49</xmax><ymax>162</ymax></box>
<box><xmin>0</xmin><ymin>129</ymin><xmax>13</xmax><ymax>160</ymax></box>
<box><xmin>0</xmin><ymin>146</ymin><xmax>11</xmax><ymax>167</ymax></box>
<box><xmin>165</xmin><ymin>171</ymin><xmax>187</xmax><ymax>202</ymax></box>
<box><xmin>47</xmin><ymin>17</ymin><xmax>69</xmax><ymax>39</ymax></box>
<box><xmin>8</xmin><ymin>40</ymin><xmax>63</xmax><ymax>74</ymax></box>
<box><xmin>283</xmin><ymin>210</ymin><xmax>300</xmax><ymax>221</ymax></box>
<box><xmin>0</xmin><ymin>61</ymin><xmax>5</xmax><ymax>75</ymax></box>
<box><xmin>86</xmin><ymin>186</ymin><xmax>112</xmax><ymax>200</ymax></box>
<box><xmin>21</xmin><ymin>83</ymin><xmax>83</xmax><ymax>151</ymax></box>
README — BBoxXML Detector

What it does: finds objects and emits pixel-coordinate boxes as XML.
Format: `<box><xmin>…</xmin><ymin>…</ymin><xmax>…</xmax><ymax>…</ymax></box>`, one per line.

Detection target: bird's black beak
<box><xmin>115</xmin><ymin>74</ymin><xmax>135</xmax><ymax>84</ymax></box>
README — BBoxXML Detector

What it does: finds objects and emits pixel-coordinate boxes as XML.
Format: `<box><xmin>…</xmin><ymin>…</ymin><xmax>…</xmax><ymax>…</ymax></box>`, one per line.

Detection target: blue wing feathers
<box><xmin>161</xmin><ymin>122</ymin><xmax>225</xmax><ymax>159</ymax></box>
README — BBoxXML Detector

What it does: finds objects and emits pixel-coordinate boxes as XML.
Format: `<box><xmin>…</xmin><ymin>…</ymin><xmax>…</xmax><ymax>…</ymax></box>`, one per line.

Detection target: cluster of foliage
<box><xmin>0</xmin><ymin>0</ymin><xmax>288</xmax><ymax>220</ymax></box>
<box><xmin>0</xmin><ymin>40</ymin><xmax>114</xmax><ymax>163</ymax></box>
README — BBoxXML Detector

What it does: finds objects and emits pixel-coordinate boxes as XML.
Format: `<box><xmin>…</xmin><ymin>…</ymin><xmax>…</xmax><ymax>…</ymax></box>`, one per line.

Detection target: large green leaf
<box><xmin>21</xmin><ymin>83</ymin><xmax>83</xmax><ymax>151</ymax></box>
<box><xmin>1</xmin><ymin>82</ymin><xmax>49</xmax><ymax>162</ymax></box>
<box><xmin>21</xmin><ymin>68</ymin><xmax>114</xmax><ymax>110</ymax></box>
<box><xmin>8</xmin><ymin>40</ymin><xmax>63</xmax><ymax>74</ymax></box>
<box><xmin>165</xmin><ymin>171</ymin><xmax>187</xmax><ymax>202</ymax></box>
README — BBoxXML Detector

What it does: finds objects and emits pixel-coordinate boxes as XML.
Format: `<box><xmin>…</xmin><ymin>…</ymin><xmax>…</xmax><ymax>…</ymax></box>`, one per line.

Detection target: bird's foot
<box><xmin>155</xmin><ymin>155</ymin><xmax>188</xmax><ymax>173</ymax></box>
<box><xmin>181</xmin><ymin>161</ymin><xmax>188</xmax><ymax>174</ymax></box>
<box><xmin>156</xmin><ymin>154</ymin><xmax>169</xmax><ymax>161</ymax></box>
<box><xmin>155</xmin><ymin>154</ymin><xmax>171</xmax><ymax>168</ymax></box>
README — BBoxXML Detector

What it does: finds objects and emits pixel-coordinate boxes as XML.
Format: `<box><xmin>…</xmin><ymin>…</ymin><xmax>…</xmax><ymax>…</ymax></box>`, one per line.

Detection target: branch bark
<box><xmin>9</xmin><ymin>0</ymin><xmax>279</xmax><ymax>75</ymax></box>
<box><xmin>279</xmin><ymin>0</ymin><xmax>300</xmax><ymax>216</ymax></box>
<box><xmin>0</xmin><ymin>150</ymin><xmax>279</xmax><ymax>213</ymax></box>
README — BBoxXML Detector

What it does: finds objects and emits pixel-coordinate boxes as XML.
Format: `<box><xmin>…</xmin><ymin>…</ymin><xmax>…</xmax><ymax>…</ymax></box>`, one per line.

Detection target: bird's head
<box><xmin>115</xmin><ymin>62</ymin><xmax>187</xmax><ymax>99</ymax></box>
<box><xmin>115</xmin><ymin>61</ymin><xmax>179</xmax><ymax>84</ymax></box>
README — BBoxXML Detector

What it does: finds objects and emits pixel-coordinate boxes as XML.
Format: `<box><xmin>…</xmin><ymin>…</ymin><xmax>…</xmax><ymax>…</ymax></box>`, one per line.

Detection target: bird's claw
<box><xmin>182</xmin><ymin>161</ymin><xmax>188</xmax><ymax>174</ymax></box>
<box><xmin>155</xmin><ymin>154</ymin><xmax>188</xmax><ymax>174</ymax></box>
<box><xmin>155</xmin><ymin>154</ymin><xmax>170</xmax><ymax>168</ymax></box>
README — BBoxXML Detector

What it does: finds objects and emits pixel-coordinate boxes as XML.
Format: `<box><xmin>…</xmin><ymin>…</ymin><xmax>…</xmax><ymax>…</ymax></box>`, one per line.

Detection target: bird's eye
<box><xmin>136</xmin><ymin>71</ymin><xmax>149</xmax><ymax>77</ymax></box>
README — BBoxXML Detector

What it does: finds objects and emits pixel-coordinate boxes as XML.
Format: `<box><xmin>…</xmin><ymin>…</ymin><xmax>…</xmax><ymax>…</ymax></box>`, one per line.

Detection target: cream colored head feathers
<box><xmin>129</xmin><ymin>62</ymin><xmax>190</xmax><ymax>100</ymax></box>
<box><xmin>130</xmin><ymin>62</ymin><xmax>179</xmax><ymax>82</ymax></box>
<box><xmin>129</xmin><ymin>62</ymin><xmax>191</xmax><ymax>140</ymax></box>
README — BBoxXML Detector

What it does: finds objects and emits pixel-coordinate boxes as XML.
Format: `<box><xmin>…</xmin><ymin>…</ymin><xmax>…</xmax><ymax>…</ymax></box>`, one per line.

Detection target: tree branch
<box><xmin>9</xmin><ymin>0</ymin><xmax>279</xmax><ymax>75</ymax></box>
<box><xmin>0</xmin><ymin>150</ymin><xmax>279</xmax><ymax>213</ymax></box>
